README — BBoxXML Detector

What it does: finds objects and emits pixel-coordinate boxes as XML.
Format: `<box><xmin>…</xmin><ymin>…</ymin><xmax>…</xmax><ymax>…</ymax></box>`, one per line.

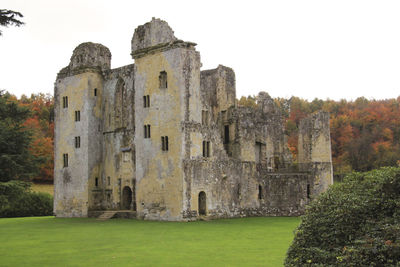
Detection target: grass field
<box><xmin>0</xmin><ymin>216</ymin><xmax>300</xmax><ymax>267</ymax></box>
<box><xmin>31</xmin><ymin>183</ymin><xmax>54</xmax><ymax>196</ymax></box>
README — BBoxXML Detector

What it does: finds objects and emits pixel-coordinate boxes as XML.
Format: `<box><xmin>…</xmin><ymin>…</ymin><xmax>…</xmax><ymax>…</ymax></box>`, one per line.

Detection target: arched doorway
<box><xmin>198</xmin><ymin>191</ymin><xmax>206</xmax><ymax>215</ymax></box>
<box><xmin>122</xmin><ymin>186</ymin><xmax>132</xmax><ymax>210</ymax></box>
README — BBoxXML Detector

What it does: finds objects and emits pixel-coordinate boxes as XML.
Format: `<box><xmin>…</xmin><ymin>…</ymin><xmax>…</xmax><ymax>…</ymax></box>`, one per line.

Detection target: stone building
<box><xmin>53</xmin><ymin>18</ymin><xmax>333</xmax><ymax>221</ymax></box>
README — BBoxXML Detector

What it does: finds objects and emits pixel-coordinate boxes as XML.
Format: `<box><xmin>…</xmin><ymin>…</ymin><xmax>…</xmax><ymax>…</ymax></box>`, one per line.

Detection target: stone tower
<box><xmin>131</xmin><ymin>18</ymin><xmax>201</xmax><ymax>220</ymax></box>
<box><xmin>298</xmin><ymin>111</ymin><xmax>334</xmax><ymax>196</ymax></box>
<box><xmin>53</xmin><ymin>43</ymin><xmax>111</xmax><ymax>217</ymax></box>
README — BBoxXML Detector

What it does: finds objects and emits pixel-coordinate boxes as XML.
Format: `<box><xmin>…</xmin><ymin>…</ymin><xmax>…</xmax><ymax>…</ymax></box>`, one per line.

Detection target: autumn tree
<box><xmin>0</xmin><ymin>91</ymin><xmax>41</xmax><ymax>182</ymax></box>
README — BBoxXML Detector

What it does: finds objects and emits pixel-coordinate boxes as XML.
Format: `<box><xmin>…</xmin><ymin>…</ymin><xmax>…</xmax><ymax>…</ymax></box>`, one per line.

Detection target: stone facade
<box><xmin>54</xmin><ymin>18</ymin><xmax>333</xmax><ymax>221</ymax></box>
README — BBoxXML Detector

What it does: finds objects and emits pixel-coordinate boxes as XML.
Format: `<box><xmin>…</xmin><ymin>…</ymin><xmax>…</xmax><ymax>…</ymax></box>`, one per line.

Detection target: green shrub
<box><xmin>0</xmin><ymin>180</ymin><xmax>53</xmax><ymax>217</ymax></box>
<box><xmin>285</xmin><ymin>167</ymin><xmax>400</xmax><ymax>266</ymax></box>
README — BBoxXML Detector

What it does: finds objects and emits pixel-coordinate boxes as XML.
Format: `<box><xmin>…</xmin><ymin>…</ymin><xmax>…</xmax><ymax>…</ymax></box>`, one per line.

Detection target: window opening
<box><xmin>107</xmin><ymin>176</ymin><xmax>110</xmax><ymax>186</ymax></box>
<box><xmin>143</xmin><ymin>95</ymin><xmax>150</xmax><ymax>108</ymax></box>
<box><xmin>75</xmin><ymin>136</ymin><xmax>80</xmax><ymax>148</ymax></box>
<box><xmin>258</xmin><ymin>185</ymin><xmax>263</xmax><ymax>199</ymax></box>
<box><xmin>224</xmin><ymin>125</ymin><xmax>230</xmax><ymax>144</ymax></box>
<box><xmin>144</xmin><ymin>125</ymin><xmax>151</xmax><ymax>138</ymax></box>
<box><xmin>159</xmin><ymin>71</ymin><xmax>167</xmax><ymax>89</ymax></box>
<box><xmin>95</xmin><ymin>177</ymin><xmax>98</xmax><ymax>187</ymax></box>
<box><xmin>63</xmin><ymin>153</ymin><xmax>68</xmax><ymax>167</ymax></box>
<box><xmin>62</xmin><ymin>96</ymin><xmax>68</xmax><ymax>108</ymax></box>
<box><xmin>75</xmin><ymin>110</ymin><xmax>80</xmax><ymax>122</ymax></box>
<box><xmin>203</xmin><ymin>141</ymin><xmax>210</xmax><ymax>157</ymax></box>
<box><xmin>161</xmin><ymin>136</ymin><xmax>169</xmax><ymax>151</ymax></box>
<box><xmin>307</xmin><ymin>184</ymin><xmax>311</xmax><ymax>199</ymax></box>
<box><xmin>94</xmin><ymin>88</ymin><xmax>97</xmax><ymax>96</ymax></box>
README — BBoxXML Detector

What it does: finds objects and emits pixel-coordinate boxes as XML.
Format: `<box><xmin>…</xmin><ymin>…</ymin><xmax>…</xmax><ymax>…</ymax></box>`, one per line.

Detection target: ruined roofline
<box><xmin>131</xmin><ymin>17</ymin><xmax>197</xmax><ymax>59</ymax></box>
<box><xmin>56</xmin><ymin>42</ymin><xmax>112</xmax><ymax>80</ymax></box>
<box><xmin>131</xmin><ymin>39</ymin><xmax>197</xmax><ymax>59</ymax></box>
<box><xmin>200</xmin><ymin>64</ymin><xmax>234</xmax><ymax>75</ymax></box>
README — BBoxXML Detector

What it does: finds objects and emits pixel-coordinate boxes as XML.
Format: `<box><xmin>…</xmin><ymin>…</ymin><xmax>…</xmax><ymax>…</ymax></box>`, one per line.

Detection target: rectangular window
<box><xmin>144</xmin><ymin>125</ymin><xmax>151</xmax><ymax>138</ymax></box>
<box><xmin>63</xmin><ymin>153</ymin><xmax>68</xmax><ymax>167</ymax></box>
<box><xmin>94</xmin><ymin>88</ymin><xmax>97</xmax><ymax>96</ymax></box>
<box><xmin>143</xmin><ymin>95</ymin><xmax>150</xmax><ymax>108</ymax></box>
<box><xmin>203</xmin><ymin>141</ymin><xmax>210</xmax><ymax>157</ymax></box>
<box><xmin>95</xmin><ymin>177</ymin><xmax>99</xmax><ymax>187</ymax></box>
<box><xmin>161</xmin><ymin>136</ymin><xmax>169</xmax><ymax>151</ymax></box>
<box><xmin>75</xmin><ymin>110</ymin><xmax>80</xmax><ymax>122</ymax></box>
<box><xmin>62</xmin><ymin>96</ymin><xmax>68</xmax><ymax>108</ymax></box>
<box><xmin>159</xmin><ymin>71</ymin><xmax>167</xmax><ymax>89</ymax></box>
<box><xmin>75</xmin><ymin>136</ymin><xmax>81</xmax><ymax>148</ymax></box>
<box><xmin>107</xmin><ymin>176</ymin><xmax>110</xmax><ymax>186</ymax></box>
<box><xmin>224</xmin><ymin>125</ymin><xmax>230</xmax><ymax>144</ymax></box>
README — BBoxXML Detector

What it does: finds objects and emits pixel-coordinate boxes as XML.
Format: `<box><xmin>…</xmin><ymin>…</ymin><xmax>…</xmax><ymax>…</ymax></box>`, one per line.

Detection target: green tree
<box><xmin>0</xmin><ymin>91</ymin><xmax>40</xmax><ymax>181</ymax></box>
<box><xmin>0</xmin><ymin>9</ymin><xmax>24</xmax><ymax>36</ymax></box>
<box><xmin>285</xmin><ymin>167</ymin><xmax>400</xmax><ymax>266</ymax></box>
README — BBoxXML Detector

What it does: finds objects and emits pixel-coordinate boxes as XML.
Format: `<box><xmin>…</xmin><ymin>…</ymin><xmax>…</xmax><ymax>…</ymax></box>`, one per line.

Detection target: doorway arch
<box><xmin>198</xmin><ymin>191</ymin><xmax>206</xmax><ymax>215</ymax></box>
<box><xmin>122</xmin><ymin>186</ymin><xmax>132</xmax><ymax>210</ymax></box>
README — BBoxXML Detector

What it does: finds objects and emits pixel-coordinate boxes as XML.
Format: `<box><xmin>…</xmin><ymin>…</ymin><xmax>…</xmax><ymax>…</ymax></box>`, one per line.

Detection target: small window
<box><xmin>107</xmin><ymin>176</ymin><xmax>110</xmax><ymax>186</ymax></box>
<box><xmin>202</xmin><ymin>141</ymin><xmax>210</xmax><ymax>157</ymax></box>
<box><xmin>62</xmin><ymin>96</ymin><xmax>68</xmax><ymax>108</ymax></box>
<box><xmin>161</xmin><ymin>136</ymin><xmax>169</xmax><ymax>151</ymax></box>
<box><xmin>75</xmin><ymin>110</ymin><xmax>80</xmax><ymax>122</ymax></box>
<box><xmin>63</xmin><ymin>153</ymin><xmax>68</xmax><ymax>167</ymax></box>
<box><xmin>144</xmin><ymin>125</ymin><xmax>151</xmax><ymax>138</ymax></box>
<box><xmin>94</xmin><ymin>88</ymin><xmax>97</xmax><ymax>96</ymax></box>
<box><xmin>75</xmin><ymin>136</ymin><xmax>81</xmax><ymax>148</ymax></box>
<box><xmin>307</xmin><ymin>184</ymin><xmax>311</xmax><ymax>199</ymax></box>
<box><xmin>224</xmin><ymin>125</ymin><xmax>230</xmax><ymax>144</ymax></box>
<box><xmin>143</xmin><ymin>95</ymin><xmax>150</xmax><ymax>108</ymax></box>
<box><xmin>258</xmin><ymin>185</ymin><xmax>263</xmax><ymax>200</ymax></box>
<box><xmin>159</xmin><ymin>71</ymin><xmax>167</xmax><ymax>89</ymax></box>
<box><xmin>95</xmin><ymin>177</ymin><xmax>99</xmax><ymax>187</ymax></box>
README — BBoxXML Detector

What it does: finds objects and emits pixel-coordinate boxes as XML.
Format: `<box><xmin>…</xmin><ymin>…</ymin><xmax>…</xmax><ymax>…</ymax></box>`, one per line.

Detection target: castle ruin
<box><xmin>54</xmin><ymin>18</ymin><xmax>333</xmax><ymax>221</ymax></box>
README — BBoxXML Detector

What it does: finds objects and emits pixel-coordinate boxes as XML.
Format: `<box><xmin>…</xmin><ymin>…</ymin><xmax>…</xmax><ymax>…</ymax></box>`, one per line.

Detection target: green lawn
<box><xmin>0</xmin><ymin>216</ymin><xmax>299</xmax><ymax>267</ymax></box>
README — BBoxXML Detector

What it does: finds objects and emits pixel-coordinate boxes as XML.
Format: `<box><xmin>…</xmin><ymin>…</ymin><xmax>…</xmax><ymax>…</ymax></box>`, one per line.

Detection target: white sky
<box><xmin>1</xmin><ymin>0</ymin><xmax>400</xmax><ymax>101</ymax></box>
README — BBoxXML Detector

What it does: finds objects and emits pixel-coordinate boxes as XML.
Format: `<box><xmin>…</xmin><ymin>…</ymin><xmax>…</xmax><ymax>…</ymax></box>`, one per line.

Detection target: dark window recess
<box><xmin>258</xmin><ymin>185</ymin><xmax>263</xmax><ymax>200</ymax></box>
<box><xmin>94</xmin><ymin>88</ymin><xmax>97</xmax><ymax>96</ymax></box>
<box><xmin>62</xmin><ymin>96</ymin><xmax>68</xmax><ymax>108</ymax></box>
<box><xmin>75</xmin><ymin>136</ymin><xmax>80</xmax><ymax>148</ymax></box>
<box><xmin>95</xmin><ymin>177</ymin><xmax>99</xmax><ymax>187</ymax></box>
<box><xmin>224</xmin><ymin>125</ymin><xmax>230</xmax><ymax>144</ymax></box>
<box><xmin>75</xmin><ymin>110</ymin><xmax>80</xmax><ymax>122</ymax></box>
<box><xmin>202</xmin><ymin>141</ymin><xmax>210</xmax><ymax>157</ymax></box>
<box><xmin>159</xmin><ymin>71</ymin><xmax>167</xmax><ymax>89</ymax></box>
<box><xmin>107</xmin><ymin>176</ymin><xmax>110</xmax><ymax>186</ymax></box>
<box><xmin>144</xmin><ymin>125</ymin><xmax>151</xmax><ymax>138</ymax></box>
<box><xmin>143</xmin><ymin>95</ymin><xmax>150</xmax><ymax>108</ymax></box>
<box><xmin>63</xmin><ymin>153</ymin><xmax>68</xmax><ymax>167</ymax></box>
<box><xmin>161</xmin><ymin>136</ymin><xmax>169</xmax><ymax>151</ymax></box>
<box><xmin>307</xmin><ymin>184</ymin><xmax>311</xmax><ymax>199</ymax></box>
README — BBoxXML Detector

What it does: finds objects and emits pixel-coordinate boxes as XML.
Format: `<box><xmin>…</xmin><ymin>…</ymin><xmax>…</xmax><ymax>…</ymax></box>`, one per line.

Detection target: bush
<box><xmin>0</xmin><ymin>180</ymin><xmax>53</xmax><ymax>217</ymax></box>
<box><xmin>285</xmin><ymin>167</ymin><xmax>400</xmax><ymax>266</ymax></box>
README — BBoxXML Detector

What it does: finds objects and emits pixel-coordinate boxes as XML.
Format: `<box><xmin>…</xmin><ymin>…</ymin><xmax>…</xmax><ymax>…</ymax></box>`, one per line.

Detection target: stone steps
<box><xmin>97</xmin><ymin>211</ymin><xmax>117</xmax><ymax>221</ymax></box>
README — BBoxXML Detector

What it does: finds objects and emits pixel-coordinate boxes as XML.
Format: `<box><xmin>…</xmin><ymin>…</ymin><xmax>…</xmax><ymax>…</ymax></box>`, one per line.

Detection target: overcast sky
<box><xmin>1</xmin><ymin>0</ymin><xmax>400</xmax><ymax>101</ymax></box>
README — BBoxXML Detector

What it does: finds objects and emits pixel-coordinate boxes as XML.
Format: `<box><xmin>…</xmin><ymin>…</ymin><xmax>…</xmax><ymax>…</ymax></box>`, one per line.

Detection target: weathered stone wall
<box><xmin>133</xmin><ymin>19</ymin><xmax>201</xmax><ymax>221</ymax></box>
<box><xmin>90</xmin><ymin>64</ymin><xmax>135</xmax><ymax>211</ymax></box>
<box><xmin>54</xmin><ymin>42</ymin><xmax>107</xmax><ymax>217</ymax></box>
<box><xmin>298</xmin><ymin>111</ymin><xmax>333</xmax><ymax>196</ymax></box>
<box><xmin>183</xmin><ymin>160</ymin><xmax>310</xmax><ymax>219</ymax></box>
